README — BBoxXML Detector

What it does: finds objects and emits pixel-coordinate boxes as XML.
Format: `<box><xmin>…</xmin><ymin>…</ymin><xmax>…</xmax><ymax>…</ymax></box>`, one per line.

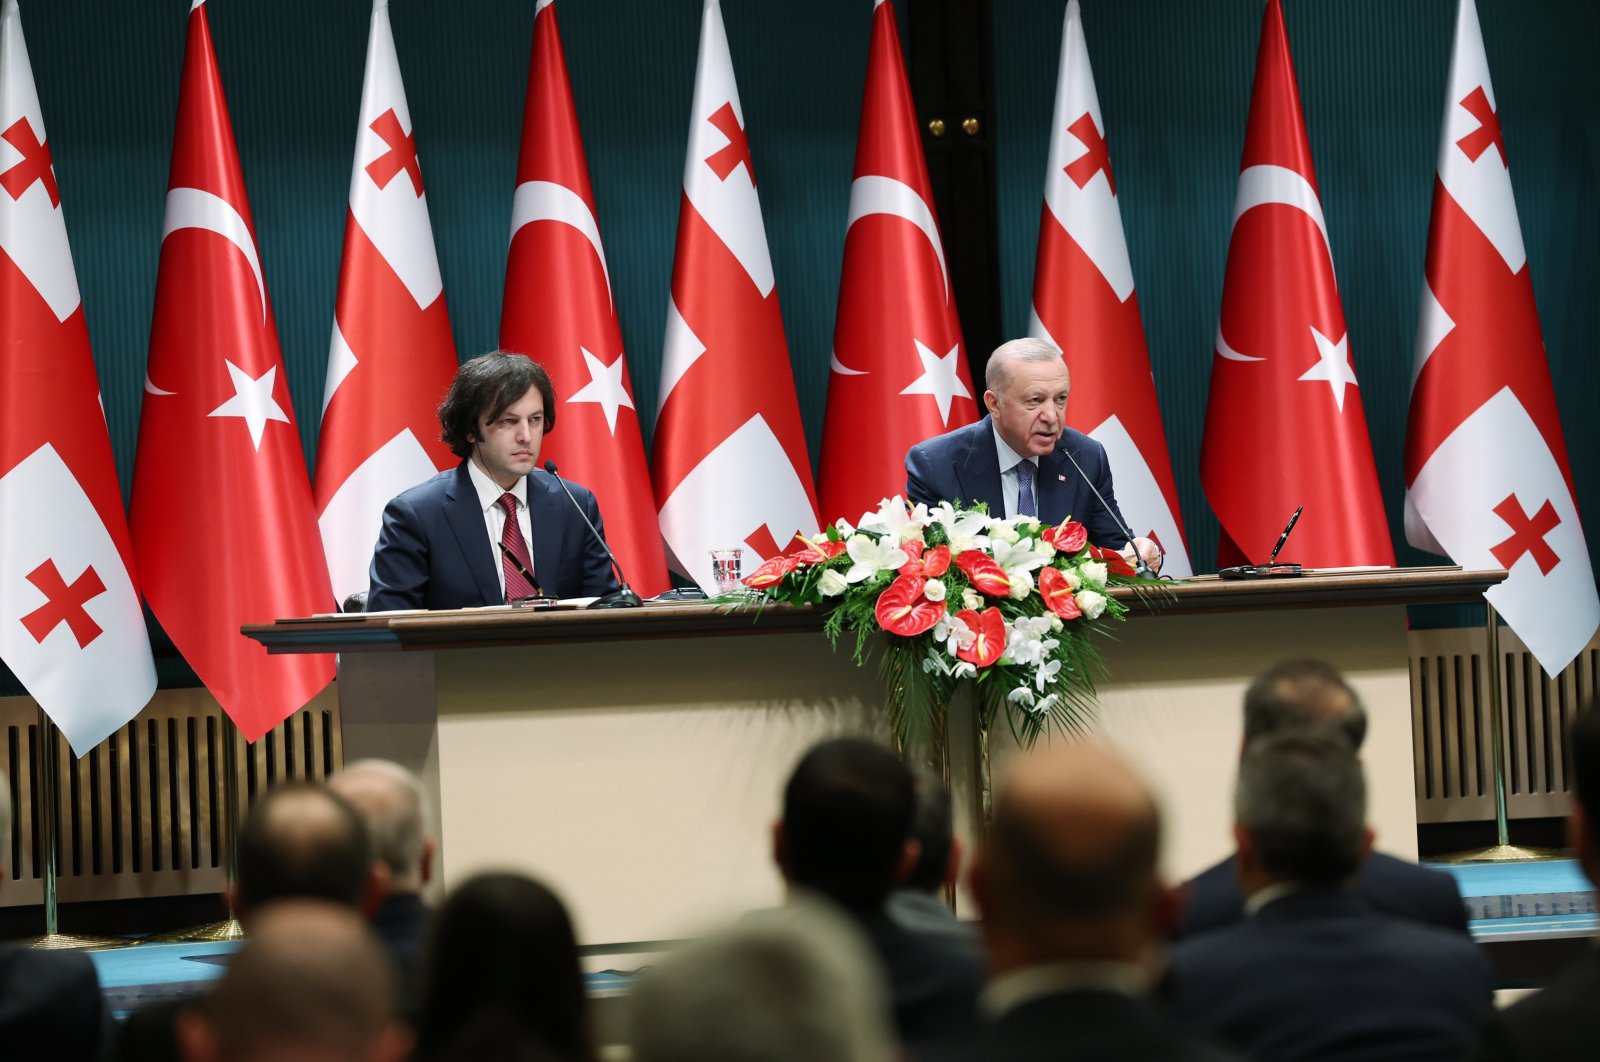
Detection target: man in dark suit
<box><xmin>1165</xmin><ymin>732</ymin><xmax>1494</xmax><ymax>1061</ymax></box>
<box><xmin>774</xmin><ymin>738</ymin><xmax>985</xmax><ymax>1050</ymax></box>
<box><xmin>1471</xmin><ymin>699</ymin><xmax>1600</xmax><ymax>1061</ymax></box>
<box><xmin>904</xmin><ymin>337</ymin><xmax>1160</xmax><ymax>571</ymax></box>
<box><xmin>0</xmin><ymin>771</ymin><xmax>109</xmax><ymax>1060</ymax></box>
<box><xmin>1177</xmin><ymin>658</ymin><xmax>1468</xmax><ymax>938</ymax></box>
<box><xmin>922</xmin><ymin>742</ymin><xmax>1239</xmax><ymax>1062</ymax></box>
<box><xmin>367</xmin><ymin>351</ymin><xmax>617</xmax><ymax>609</ymax></box>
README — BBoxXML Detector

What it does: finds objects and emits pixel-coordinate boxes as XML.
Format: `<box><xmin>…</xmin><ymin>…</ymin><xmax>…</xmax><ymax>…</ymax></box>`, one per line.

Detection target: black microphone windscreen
<box><xmin>543</xmin><ymin>460</ymin><xmax>558</xmax><ymax>474</ymax></box>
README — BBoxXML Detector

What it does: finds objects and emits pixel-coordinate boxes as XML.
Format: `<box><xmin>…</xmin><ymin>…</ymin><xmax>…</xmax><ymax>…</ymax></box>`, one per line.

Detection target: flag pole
<box><xmin>148</xmin><ymin>712</ymin><xmax>245</xmax><ymax>942</ymax></box>
<box><xmin>27</xmin><ymin>710</ymin><xmax>122</xmax><ymax>950</ymax></box>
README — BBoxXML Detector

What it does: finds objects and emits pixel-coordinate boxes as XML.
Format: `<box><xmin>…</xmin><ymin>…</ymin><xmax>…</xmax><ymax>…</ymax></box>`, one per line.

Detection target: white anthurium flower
<box><xmin>1075</xmin><ymin>589</ymin><xmax>1108</xmax><ymax>620</ymax></box>
<box><xmin>843</xmin><ymin>534</ymin><xmax>909</xmax><ymax>583</ymax></box>
<box><xmin>1007</xmin><ymin>686</ymin><xmax>1036</xmax><ymax>707</ymax></box>
<box><xmin>817</xmin><ymin>569</ymin><xmax>849</xmax><ymax>597</ymax></box>
<box><xmin>991</xmin><ymin>536</ymin><xmax>1053</xmax><ymax>576</ymax></box>
<box><xmin>1007</xmin><ymin>567</ymin><xmax>1034</xmax><ymax>600</ymax></box>
<box><xmin>923</xmin><ymin>578</ymin><xmax>947</xmax><ymax>603</ymax></box>
<box><xmin>1080</xmin><ymin>560</ymin><xmax>1108</xmax><ymax>586</ymax></box>
<box><xmin>960</xmin><ymin>588</ymin><xmax>984</xmax><ymax>611</ymax></box>
<box><xmin>1034</xmin><ymin>657</ymin><xmax>1062</xmax><ymax>691</ymax></box>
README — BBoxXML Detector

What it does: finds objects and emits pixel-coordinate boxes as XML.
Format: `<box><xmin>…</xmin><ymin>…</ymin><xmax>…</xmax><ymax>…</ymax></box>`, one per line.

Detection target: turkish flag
<box><xmin>653</xmin><ymin>0</ymin><xmax>819</xmax><ymax>593</ymax></box>
<box><xmin>314</xmin><ymin>0</ymin><xmax>458</xmax><ymax>605</ymax></box>
<box><xmin>129</xmin><ymin>3</ymin><xmax>334</xmax><ymax>742</ymax></box>
<box><xmin>500</xmin><ymin>0</ymin><xmax>668</xmax><ymax>597</ymax></box>
<box><xmin>1200</xmin><ymin>0</ymin><xmax>1393</xmax><ymax>569</ymax></box>
<box><xmin>1404</xmin><ymin>0</ymin><xmax>1597</xmax><ymax>676</ymax></box>
<box><xmin>817</xmin><ymin>0</ymin><xmax>977</xmax><ymax>527</ymax></box>
<box><xmin>0</xmin><ymin>0</ymin><xmax>155</xmax><ymax>755</ymax></box>
<box><xmin>1030</xmin><ymin>0</ymin><xmax>1191</xmax><ymax>577</ymax></box>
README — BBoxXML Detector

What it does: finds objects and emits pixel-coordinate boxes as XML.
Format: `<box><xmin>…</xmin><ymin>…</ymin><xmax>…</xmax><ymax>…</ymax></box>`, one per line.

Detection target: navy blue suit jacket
<box><xmin>0</xmin><ymin>945</ymin><xmax>107</xmax><ymax>1059</ymax></box>
<box><xmin>1165</xmin><ymin>889</ymin><xmax>1494</xmax><ymax>1062</ymax></box>
<box><xmin>367</xmin><ymin>462</ymin><xmax>617</xmax><ymax>610</ymax></box>
<box><xmin>1176</xmin><ymin>850</ymin><xmax>1469</xmax><ymax>940</ymax></box>
<box><xmin>904</xmin><ymin>417</ymin><xmax>1131</xmax><ymax>549</ymax></box>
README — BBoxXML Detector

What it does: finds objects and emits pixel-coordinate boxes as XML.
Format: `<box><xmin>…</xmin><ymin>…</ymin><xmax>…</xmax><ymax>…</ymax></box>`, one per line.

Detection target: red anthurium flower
<box><xmin>954</xmin><ymin>607</ymin><xmax>1005</xmax><ymax>667</ymax></box>
<box><xmin>874</xmin><ymin>575</ymin><xmax>947</xmax><ymax>636</ymax></box>
<box><xmin>743</xmin><ymin>554</ymin><xmax>802</xmax><ymax>589</ymax></box>
<box><xmin>1038</xmin><ymin>567</ymin><xmax>1083</xmax><ymax>619</ymax></box>
<box><xmin>1089</xmin><ymin>544</ymin><xmax>1137</xmax><ymax>578</ymax></box>
<box><xmin>794</xmin><ymin>538</ymin><xmax>847</xmax><ymax>566</ymax></box>
<box><xmin>954</xmin><ymin>550</ymin><xmax>1010</xmax><ymax>596</ymax></box>
<box><xmin>1042</xmin><ymin>519</ymin><xmax>1088</xmax><ymax>554</ymax></box>
<box><xmin>899</xmin><ymin>542</ymin><xmax>951</xmax><ymax>578</ymax></box>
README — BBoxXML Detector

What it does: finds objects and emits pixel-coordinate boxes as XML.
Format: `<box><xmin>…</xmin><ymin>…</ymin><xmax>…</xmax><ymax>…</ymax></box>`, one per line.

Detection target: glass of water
<box><xmin>709</xmin><ymin>548</ymin><xmax>743</xmax><ymax>594</ymax></box>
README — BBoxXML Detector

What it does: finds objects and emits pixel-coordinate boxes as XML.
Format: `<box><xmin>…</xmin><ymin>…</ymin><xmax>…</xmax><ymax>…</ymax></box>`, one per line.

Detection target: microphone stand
<box><xmin>1056</xmin><ymin>443</ymin><xmax>1162</xmax><ymax>579</ymax></box>
<box><xmin>542</xmin><ymin>462</ymin><xmax>642</xmax><ymax>609</ymax></box>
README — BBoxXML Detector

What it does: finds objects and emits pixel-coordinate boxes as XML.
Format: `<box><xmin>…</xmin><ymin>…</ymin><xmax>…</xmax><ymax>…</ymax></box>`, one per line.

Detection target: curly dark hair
<box><xmin>437</xmin><ymin>351</ymin><xmax>557</xmax><ymax>458</ymax></box>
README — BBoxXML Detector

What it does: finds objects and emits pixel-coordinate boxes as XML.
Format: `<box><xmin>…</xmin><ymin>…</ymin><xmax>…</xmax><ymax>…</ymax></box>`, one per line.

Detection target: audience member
<box><xmin>1165</xmin><ymin>732</ymin><xmax>1494</xmax><ymax>1060</ymax></box>
<box><xmin>774</xmin><ymin>738</ymin><xmax>985</xmax><ymax>1046</ymax></box>
<box><xmin>1471</xmin><ymin>699</ymin><xmax>1600</xmax><ymax>1060</ymax></box>
<box><xmin>175</xmin><ymin>900</ymin><xmax>411</xmax><ymax>1062</ymax></box>
<box><xmin>413</xmin><ymin>871</ymin><xmax>593</xmax><ymax>1062</ymax></box>
<box><xmin>328</xmin><ymin>759</ymin><xmax>435</xmax><ymax>1006</ymax></box>
<box><xmin>887</xmin><ymin>768</ymin><xmax>979</xmax><ymax>945</ymax></box>
<box><xmin>922</xmin><ymin>743</ymin><xmax>1239</xmax><ymax>1062</ymax></box>
<box><xmin>1177</xmin><ymin>658</ymin><xmax>1467</xmax><ymax>937</ymax></box>
<box><xmin>0</xmin><ymin>770</ymin><xmax>110</xmax><ymax>1060</ymax></box>
<box><xmin>629</xmin><ymin>897</ymin><xmax>896</xmax><ymax>1062</ymax></box>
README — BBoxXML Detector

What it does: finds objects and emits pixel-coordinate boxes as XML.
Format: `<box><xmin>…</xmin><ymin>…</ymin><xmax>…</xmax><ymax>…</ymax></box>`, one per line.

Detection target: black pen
<box><xmin>1264</xmin><ymin>505</ymin><xmax>1304</xmax><ymax>566</ymax></box>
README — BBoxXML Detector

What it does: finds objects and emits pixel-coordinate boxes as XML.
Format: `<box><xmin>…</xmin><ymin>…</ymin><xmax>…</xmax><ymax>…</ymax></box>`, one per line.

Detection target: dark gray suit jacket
<box><xmin>0</xmin><ymin>945</ymin><xmax>107</xmax><ymax>1060</ymax></box>
<box><xmin>904</xmin><ymin>417</ymin><xmax>1130</xmax><ymax>548</ymax></box>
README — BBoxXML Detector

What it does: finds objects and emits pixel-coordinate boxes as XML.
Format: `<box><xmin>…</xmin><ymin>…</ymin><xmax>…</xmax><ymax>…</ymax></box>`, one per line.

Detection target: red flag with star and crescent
<box><xmin>1030</xmin><ymin>0</ymin><xmax>1191</xmax><ymax>576</ymax></box>
<box><xmin>818</xmin><ymin>0</ymin><xmax>977</xmax><ymax>526</ymax></box>
<box><xmin>0</xmin><ymin>0</ymin><xmax>155</xmax><ymax>755</ymax></box>
<box><xmin>499</xmin><ymin>0</ymin><xmax>668</xmax><ymax>597</ymax></box>
<box><xmin>314</xmin><ymin>0</ymin><xmax>458</xmax><ymax>606</ymax></box>
<box><xmin>1200</xmin><ymin>0</ymin><xmax>1393</xmax><ymax>569</ymax></box>
<box><xmin>1404</xmin><ymin>0</ymin><xmax>1596</xmax><ymax>675</ymax></box>
<box><xmin>653</xmin><ymin>0</ymin><xmax>819</xmax><ymax>593</ymax></box>
<box><xmin>129</xmin><ymin>1</ymin><xmax>334</xmax><ymax>742</ymax></box>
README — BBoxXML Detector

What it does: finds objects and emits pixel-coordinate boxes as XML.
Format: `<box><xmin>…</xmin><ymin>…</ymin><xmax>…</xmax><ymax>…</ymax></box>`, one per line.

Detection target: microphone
<box><xmin>498</xmin><ymin>541</ymin><xmax>544</xmax><ymax>598</ymax></box>
<box><xmin>1056</xmin><ymin>442</ymin><xmax>1163</xmax><ymax>580</ymax></box>
<box><xmin>541</xmin><ymin>460</ymin><xmax>642</xmax><ymax>609</ymax></box>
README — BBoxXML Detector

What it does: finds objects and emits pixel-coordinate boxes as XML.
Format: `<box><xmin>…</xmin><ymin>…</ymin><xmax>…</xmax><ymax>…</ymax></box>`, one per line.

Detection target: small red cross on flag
<box><xmin>0</xmin><ymin>113</ymin><xmax>55</xmax><ymax>205</ymax></box>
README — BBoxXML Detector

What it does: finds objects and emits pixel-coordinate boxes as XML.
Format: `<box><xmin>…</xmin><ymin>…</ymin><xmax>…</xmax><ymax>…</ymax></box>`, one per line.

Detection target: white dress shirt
<box><xmin>466</xmin><ymin>459</ymin><xmax>534</xmax><ymax>599</ymax></box>
<box><xmin>991</xmin><ymin>424</ymin><xmax>1040</xmax><ymax>519</ymax></box>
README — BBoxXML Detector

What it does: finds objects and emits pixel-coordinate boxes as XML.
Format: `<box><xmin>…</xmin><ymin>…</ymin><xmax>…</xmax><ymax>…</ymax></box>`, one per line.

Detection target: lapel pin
<box><xmin>1057</xmin><ymin>474</ymin><xmax>1066</xmax><ymax>482</ymax></box>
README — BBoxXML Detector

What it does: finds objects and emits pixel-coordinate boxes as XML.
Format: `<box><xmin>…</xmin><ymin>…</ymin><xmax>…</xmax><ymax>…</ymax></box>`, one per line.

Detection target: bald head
<box><xmin>984</xmin><ymin>337</ymin><xmax>1068</xmax><ymax>393</ymax></box>
<box><xmin>184</xmin><ymin>901</ymin><xmax>407</xmax><ymax>1062</ymax></box>
<box><xmin>235</xmin><ymin>784</ymin><xmax>371</xmax><ymax>914</ymax></box>
<box><xmin>977</xmin><ymin>743</ymin><xmax>1162</xmax><ymax>964</ymax></box>
<box><xmin>329</xmin><ymin>760</ymin><xmax>432</xmax><ymax>893</ymax></box>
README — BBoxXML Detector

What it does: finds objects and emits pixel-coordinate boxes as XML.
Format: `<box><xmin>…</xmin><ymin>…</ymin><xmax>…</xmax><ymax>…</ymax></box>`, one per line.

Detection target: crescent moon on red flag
<box><xmin>845</xmin><ymin>175</ymin><xmax>951</xmax><ymax>300</ymax></box>
<box><xmin>830</xmin><ymin>349</ymin><xmax>867</xmax><ymax>376</ymax></box>
<box><xmin>1217</xmin><ymin>164</ymin><xmax>1331</xmax><ymax>364</ymax></box>
<box><xmin>144</xmin><ymin>375</ymin><xmax>176</xmax><ymax>396</ymax></box>
<box><xmin>508</xmin><ymin>180</ymin><xmax>614</xmax><ymax>311</ymax></box>
<box><xmin>161</xmin><ymin>187</ymin><xmax>268</xmax><ymax>325</ymax></box>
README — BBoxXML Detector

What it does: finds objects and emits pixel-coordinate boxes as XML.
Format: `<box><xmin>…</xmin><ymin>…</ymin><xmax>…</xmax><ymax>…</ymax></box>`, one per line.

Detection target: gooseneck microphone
<box><xmin>1056</xmin><ymin>442</ymin><xmax>1163</xmax><ymax>580</ymax></box>
<box><xmin>542</xmin><ymin>460</ymin><xmax>642</xmax><ymax>609</ymax></box>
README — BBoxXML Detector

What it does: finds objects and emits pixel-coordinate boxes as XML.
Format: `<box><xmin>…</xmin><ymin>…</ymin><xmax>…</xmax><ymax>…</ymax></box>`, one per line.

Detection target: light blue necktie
<box><xmin>1015</xmin><ymin>460</ymin><xmax>1037</xmax><ymax>518</ymax></box>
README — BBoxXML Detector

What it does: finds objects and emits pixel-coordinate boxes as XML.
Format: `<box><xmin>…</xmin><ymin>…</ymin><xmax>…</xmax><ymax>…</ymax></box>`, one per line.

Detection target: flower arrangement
<box><xmin>740</xmin><ymin>497</ymin><xmax>1154</xmax><ymax>748</ymax></box>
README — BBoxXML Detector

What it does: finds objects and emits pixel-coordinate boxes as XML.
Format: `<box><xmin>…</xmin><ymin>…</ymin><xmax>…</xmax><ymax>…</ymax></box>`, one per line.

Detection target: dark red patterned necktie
<box><xmin>499</xmin><ymin>493</ymin><xmax>536</xmax><ymax>600</ymax></box>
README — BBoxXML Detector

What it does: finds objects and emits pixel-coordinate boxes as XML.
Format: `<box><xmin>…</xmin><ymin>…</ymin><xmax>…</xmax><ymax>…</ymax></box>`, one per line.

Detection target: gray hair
<box><xmin>329</xmin><ymin>759</ymin><xmax>431</xmax><ymax>892</ymax></box>
<box><xmin>629</xmin><ymin>899</ymin><xmax>895</xmax><ymax>1062</ymax></box>
<box><xmin>985</xmin><ymin>337</ymin><xmax>1069</xmax><ymax>393</ymax></box>
<box><xmin>1243</xmin><ymin>658</ymin><xmax>1368</xmax><ymax>751</ymax></box>
<box><xmin>1235</xmin><ymin>731</ymin><xmax>1367</xmax><ymax>885</ymax></box>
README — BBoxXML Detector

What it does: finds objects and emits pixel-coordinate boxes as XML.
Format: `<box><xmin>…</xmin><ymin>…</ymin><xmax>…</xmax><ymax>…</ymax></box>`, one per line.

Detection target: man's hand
<box><xmin>1119</xmin><ymin>536</ymin><xmax>1163</xmax><ymax>575</ymax></box>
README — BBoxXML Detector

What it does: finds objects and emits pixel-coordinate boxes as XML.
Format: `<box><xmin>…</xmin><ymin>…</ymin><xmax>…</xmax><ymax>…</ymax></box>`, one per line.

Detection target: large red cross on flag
<box><xmin>818</xmin><ymin>0</ymin><xmax>977</xmax><ymax>527</ymax></box>
<box><xmin>1404</xmin><ymin>0</ymin><xmax>1597</xmax><ymax>676</ymax></box>
<box><xmin>0</xmin><ymin>0</ymin><xmax>155</xmax><ymax>755</ymax></box>
<box><xmin>314</xmin><ymin>0</ymin><xmax>458</xmax><ymax>605</ymax></box>
<box><xmin>129</xmin><ymin>0</ymin><xmax>334</xmax><ymax>743</ymax></box>
<box><xmin>500</xmin><ymin>0</ymin><xmax>668</xmax><ymax>597</ymax></box>
<box><xmin>1200</xmin><ymin>0</ymin><xmax>1393</xmax><ymax>569</ymax></box>
<box><xmin>652</xmin><ymin>0</ymin><xmax>819</xmax><ymax>593</ymax></box>
<box><xmin>1029</xmin><ymin>0</ymin><xmax>1191</xmax><ymax>576</ymax></box>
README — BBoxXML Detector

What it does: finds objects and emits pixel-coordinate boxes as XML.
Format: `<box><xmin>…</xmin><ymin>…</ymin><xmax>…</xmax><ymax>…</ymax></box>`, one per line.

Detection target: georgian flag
<box><xmin>314</xmin><ymin>0</ymin><xmax>458</xmax><ymax>605</ymax></box>
<box><xmin>0</xmin><ymin>0</ymin><xmax>155</xmax><ymax>755</ymax></box>
<box><xmin>1029</xmin><ymin>0</ymin><xmax>1191</xmax><ymax>576</ymax></box>
<box><xmin>653</xmin><ymin>0</ymin><xmax>819</xmax><ymax>593</ymax></box>
<box><xmin>1404</xmin><ymin>0</ymin><xmax>1597</xmax><ymax>675</ymax></box>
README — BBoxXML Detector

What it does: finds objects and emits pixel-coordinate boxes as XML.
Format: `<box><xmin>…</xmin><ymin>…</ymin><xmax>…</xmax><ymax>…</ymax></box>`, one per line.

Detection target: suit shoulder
<box><xmin>388</xmin><ymin>466</ymin><xmax>458</xmax><ymax>507</ymax></box>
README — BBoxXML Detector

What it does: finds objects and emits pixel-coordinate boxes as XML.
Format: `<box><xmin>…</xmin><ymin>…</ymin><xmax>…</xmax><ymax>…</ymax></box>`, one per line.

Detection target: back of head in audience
<box><xmin>629</xmin><ymin>898</ymin><xmax>896</xmax><ymax>1062</ymax></box>
<box><xmin>233</xmin><ymin>783</ymin><xmax>374</xmax><ymax>918</ymax></box>
<box><xmin>1242</xmin><ymin>658</ymin><xmax>1367</xmax><ymax>751</ymax></box>
<box><xmin>904</xmin><ymin>768</ymin><xmax>959</xmax><ymax>894</ymax></box>
<box><xmin>777</xmin><ymin>737</ymin><xmax>916</xmax><ymax>909</ymax></box>
<box><xmin>1234</xmin><ymin>731</ymin><xmax>1371</xmax><ymax>891</ymax></box>
<box><xmin>975</xmin><ymin>742</ymin><xmax>1164</xmax><ymax>969</ymax></box>
<box><xmin>1570</xmin><ymin>699</ymin><xmax>1600</xmax><ymax>883</ymax></box>
<box><xmin>176</xmin><ymin>900</ymin><xmax>410</xmax><ymax>1062</ymax></box>
<box><xmin>416</xmin><ymin>871</ymin><xmax>592</xmax><ymax>1062</ymax></box>
<box><xmin>328</xmin><ymin>759</ymin><xmax>434</xmax><ymax>895</ymax></box>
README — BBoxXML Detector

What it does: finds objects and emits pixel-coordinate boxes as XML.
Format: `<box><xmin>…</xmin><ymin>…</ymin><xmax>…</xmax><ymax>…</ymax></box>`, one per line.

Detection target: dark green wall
<box><xmin>19</xmin><ymin>0</ymin><xmax>1600</xmax><ymax>582</ymax></box>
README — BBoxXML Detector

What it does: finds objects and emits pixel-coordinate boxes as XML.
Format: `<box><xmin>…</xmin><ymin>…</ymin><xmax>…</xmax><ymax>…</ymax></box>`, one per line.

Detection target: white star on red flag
<box><xmin>567</xmin><ymin>346</ymin><xmax>635</xmax><ymax>434</ymax></box>
<box><xmin>899</xmin><ymin>339</ymin><xmax>970</xmax><ymax>426</ymax></box>
<box><xmin>1298</xmin><ymin>327</ymin><xmax>1358</xmax><ymax>412</ymax></box>
<box><xmin>208</xmin><ymin>360</ymin><xmax>289</xmax><ymax>450</ymax></box>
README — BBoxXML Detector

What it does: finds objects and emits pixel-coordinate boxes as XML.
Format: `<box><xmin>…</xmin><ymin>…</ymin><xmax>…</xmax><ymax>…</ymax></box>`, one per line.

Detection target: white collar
<box><xmin>980</xmin><ymin>960</ymin><xmax>1153</xmax><ymax>1019</ymax></box>
<box><xmin>991</xmin><ymin>422</ymin><xmax>1036</xmax><ymax>474</ymax></box>
<box><xmin>465</xmin><ymin>458</ymin><xmax>528</xmax><ymax>514</ymax></box>
<box><xmin>1243</xmin><ymin>881</ymin><xmax>1306</xmax><ymax>917</ymax></box>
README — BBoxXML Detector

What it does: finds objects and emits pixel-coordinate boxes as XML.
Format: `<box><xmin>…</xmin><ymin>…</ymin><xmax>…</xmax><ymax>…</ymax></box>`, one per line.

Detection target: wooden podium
<box><xmin>245</xmin><ymin>567</ymin><xmax>1502</xmax><ymax>954</ymax></box>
